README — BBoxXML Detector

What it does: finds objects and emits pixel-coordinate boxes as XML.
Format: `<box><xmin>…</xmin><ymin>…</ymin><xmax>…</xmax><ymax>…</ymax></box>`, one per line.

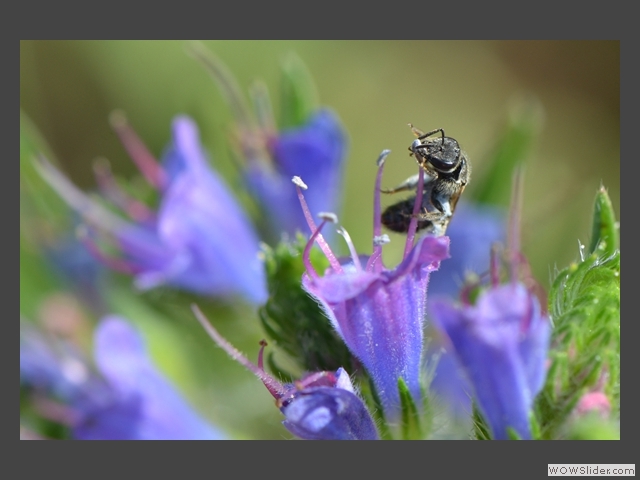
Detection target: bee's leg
<box><xmin>417</xmin><ymin>128</ymin><xmax>445</xmax><ymax>143</ymax></box>
<box><xmin>414</xmin><ymin>200</ymin><xmax>452</xmax><ymax>237</ymax></box>
<box><xmin>381</xmin><ymin>172</ymin><xmax>435</xmax><ymax>194</ymax></box>
<box><xmin>380</xmin><ymin>173</ymin><xmax>420</xmax><ymax>194</ymax></box>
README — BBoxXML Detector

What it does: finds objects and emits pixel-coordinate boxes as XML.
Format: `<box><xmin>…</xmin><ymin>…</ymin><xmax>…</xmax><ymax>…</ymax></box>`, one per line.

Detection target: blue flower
<box><xmin>187</xmin><ymin>45</ymin><xmax>348</xmax><ymax>244</ymax></box>
<box><xmin>20</xmin><ymin>316</ymin><xmax>225</xmax><ymax>440</ymax></box>
<box><xmin>192</xmin><ymin>305</ymin><xmax>378</xmax><ymax>440</ymax></box>
<box><xmin>36</xmin><ymin>114</ymin><xmax>267</xmax><ymax>305</ymax></box>
<box><xmin>294</xmin><ymin>151</ymin><xmax>450</xmax><ymax>424</ymax></box>
<box><xmin>425</xmin><ymin>202</ymin><xmax>506</xmax><ymax>422</ymax></box>
<box><xmin>428</xmin><ymin>202</ymin><xmax>506</xmax><ymax>298</ymax></box>
<box><xmin>429</xmin><ymin>282</ymin><xmax>550</xmax><ymax>439</ymax></box>
<box><xmin>244</xmin><ymin>108</ymin><xmax>347</xmax><ymax>242</ymax></box>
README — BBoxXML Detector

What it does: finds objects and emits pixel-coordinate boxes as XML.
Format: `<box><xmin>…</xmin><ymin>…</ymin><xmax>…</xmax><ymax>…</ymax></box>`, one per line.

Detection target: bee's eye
<box><xmin>423</xmin><ymin>137</ymin><xmax>460</xmax><ymax>174</ymax></box>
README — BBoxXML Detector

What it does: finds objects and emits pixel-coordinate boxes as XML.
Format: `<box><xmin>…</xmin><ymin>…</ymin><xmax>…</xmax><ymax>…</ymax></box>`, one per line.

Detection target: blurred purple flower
<box><xmin>192</xmin><ymin>305</ymin><xmax>378</xmax><ymax>440</ymax></box>
<box><xmin>244</xmin><ymin>109</ymin><xmax>347</xmax><ymax>242</ymax></box>
<box><xmin>36</xmin><ymin>114</ymin><xmax>266</xmax><ymax>305</ymax></box>
<box><xmin>20</xmin><ymin>316</ymin><xmax>225</xmax><ymax>440</ymax></box>
<box><xmin>295</xmin><ymin>151</ymin><xmax>449</xmax><ymax>423</ymax></box>
<box><xmin>425</xmin><ymin>202</ymin><xmax>505</xmax><ymax>421</ymax></box>
<box><xmin>428</xmin><ymin>202</ymin><xmax>506</xmax><ymax>298</ymax></box>
<box><xmin>429</xmin><ymin>282</ymin><xmax>550</xmax><ymax>439</ymax></box>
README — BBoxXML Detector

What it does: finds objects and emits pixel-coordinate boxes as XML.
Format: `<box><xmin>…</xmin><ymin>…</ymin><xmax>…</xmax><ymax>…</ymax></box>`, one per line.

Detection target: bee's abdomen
<box><xmin>381</xmin><ymin>197</ymin><xmax>433</xmax><ymax>233</ymax></box>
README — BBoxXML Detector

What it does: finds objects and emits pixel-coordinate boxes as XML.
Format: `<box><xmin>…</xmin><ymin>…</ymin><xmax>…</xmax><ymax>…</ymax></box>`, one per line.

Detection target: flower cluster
<box><xmin>36</xmin><ymin>114</ymin><xmax>267</xmax><ymax>305</ymax></box>
<box><xmin>20</xmin><ymin>315</ymin><xmax>224</xmax><ymax>440</ymax></box>
<box><xmin>295</xmin><ymin>151</ymin><xmax>449</xmax><ymax>425</ymax></box>
<box><xmin>21</xmin><ymin>44</ymin><xmax>619</xmax><ymax>441</ymax></box>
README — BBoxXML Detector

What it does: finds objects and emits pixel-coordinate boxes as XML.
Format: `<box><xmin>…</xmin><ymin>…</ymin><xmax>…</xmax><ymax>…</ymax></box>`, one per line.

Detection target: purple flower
<box><xmin>20</xmin><ymin>316</ymin><xmax>225</xmax><ymax>440</ymax></box>
<box><xmin>428</xmin><ymin>202</ymin><xmax>506</xmax><ymax>298</ymax></box>
<box><xmin>192</xmin><ymin>305</ymin><xmax>378</xmax><ymax>440</ymax></box>
<box><xmin>244</xmin><ymin>109</ymin><xmax>347</xmax><ymax>242</ymax></box>
<box><xmin>425</xmin><ymin>202</ymin><xmax>505</xmax><ymax>421</ymax></box>
<box><xmin>429</xmin><ymin>282</ymin><xmax>550</xmax><ymax>439</ymax></box>
<box><xmin>294</xmin><ymin>150</ymin><xmax>450</xmax><ymax>423</ymax></box>
<box><xmin>36</xmin><ymin>114</ymin><xmax>266</xmax><ymax>305</ymax></box>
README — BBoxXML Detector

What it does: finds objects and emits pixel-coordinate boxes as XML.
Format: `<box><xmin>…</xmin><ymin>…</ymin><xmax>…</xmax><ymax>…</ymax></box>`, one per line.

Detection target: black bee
<box><xmin>381</xmin><ymin>126</ymin><xmax>470</xmax><ymax>237</ymax></box>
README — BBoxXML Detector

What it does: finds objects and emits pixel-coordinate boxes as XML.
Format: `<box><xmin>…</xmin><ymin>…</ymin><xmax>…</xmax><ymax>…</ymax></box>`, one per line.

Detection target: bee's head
<box><xmin>411</xmin><ymin>136</ymin><xmax>462</xmax><ymax>175</ymax></box>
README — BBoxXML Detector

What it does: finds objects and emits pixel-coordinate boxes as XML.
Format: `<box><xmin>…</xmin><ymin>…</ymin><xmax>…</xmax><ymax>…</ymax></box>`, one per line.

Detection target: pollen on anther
<box><xmin>318</xmin><ymin>212</ymin><xmax>338</xmax><ymax>223</ymax></box>
<box><xmin>292</xmin><ymin>176</ymin><xmax>308</xmax><ymax>190</ymax></box>
<box><xmin>373</xmin><ymin>234</ymin><xmax>390</xmax><ymax>247</ymax></box>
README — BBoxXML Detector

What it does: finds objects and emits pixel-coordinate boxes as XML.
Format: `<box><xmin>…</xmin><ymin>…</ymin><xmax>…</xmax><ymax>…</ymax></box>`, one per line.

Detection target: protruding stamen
<box><xmin>507</xmin><ymin>166</ymin><xmax>525</xmax><ymax>283</ymax></box>
<box><xmin>292</xmin><ymin>177</ymin><xmax>342</xmax><ymax>273</ymax></box>
<box><xmin>368</xmin><ymin>150</ymin><xmax>390</xmax><ymax>272</ymax></box>
<box><xmin>460</xmin><ymin>273</ymin><xmax>481</xmax><ymax>307</ymax></box>
<box><xmin>373</xmin><ymin>234</ymin><xmax>390</xmax><ymax>246</ymax></box>
<box><xmin>292</xmin><ymin>176</ymin><xmax>308</xmax><ymax>190</ymax></box>
<box><xmin>404</xmin><ymin>166</ymin><xmax>425</xmax><ymax>259</ymax></box>
<box><xmin>34</xmin><ymin>156</ymin><xmax>129</xmax><ymax>233</ymax></box>
<box><xmin>318</xmin><ymin>212</ymin><xmax>338</xmax><ymax>224</ymax></box>
<box><xmin>490</xmin><ymin>242</ymin><xmax>501</xmax><ymax>288</ymax></box>
<box><xmin>186</xmin><ymin>42</ymin><xmax>254</xmax><ymax>131</ymax></box>
<box><xmin>191</xmin><ymin>304</ymin><xmax>287</xmax><ymax>400</ymax></box>
<box><xmin>303</xmin><ymin>217</ymin><xmax>341</xmax><ymax>279</ymax></box>
<box><xmin>258</xmin><ymin>339</ymin><xmax>268</xmax><ymax>371</ymax></box>
<box><xmin>250</xmin><ymin>81</ymin><xmax>277</xmax><ymax>138</ymax></box>
<box><xmin>337</xmin><ymin>226</ymin><xmax>362</xmax><ymax>272</ymax></box>
<box><xmin>109</xmin><ymin>111</ymin><xmax>167</xmax><ymax>190</ymax></box>
<box><xmin>76</xmin><ymin>225</ymin><xmax>138</xmax><ymax>275</ymax></box>
<box><xmin>92</xmin><ymin>157</ymin><xmax>155</xmax><ymax>223</ymax></box>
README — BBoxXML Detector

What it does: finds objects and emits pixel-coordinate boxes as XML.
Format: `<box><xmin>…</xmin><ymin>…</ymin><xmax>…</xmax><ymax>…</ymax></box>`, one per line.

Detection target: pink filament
<box><xmin>109</xmin><ymin>112</ymin><xmax>167</xmax><ymax>190</ymax></box>
<box><xmin>403</xmin><ymin>166</ymin><xmax>425</xmax><ymax>259</ymax></box>
<box><xmin>92</xmin><ymin>158</ymin><xmax>156</xmax><ymax>223</ymax></box>
<box><xmin>191</xmin><ymin>304</ymin><xmax>287</xmax><ymax>400</ymax></box>
<box><xmin>294</xmin><ymin>183</ymin><xmax>342</xmax><ymax>273</ymax></box>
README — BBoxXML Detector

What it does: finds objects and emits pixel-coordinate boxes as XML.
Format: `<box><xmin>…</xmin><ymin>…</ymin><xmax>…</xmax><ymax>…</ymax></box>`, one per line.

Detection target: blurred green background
<box><xmin>20</xmin><ymin>40</ymin><xmax>620</xmax><ymax>439</ymax></box>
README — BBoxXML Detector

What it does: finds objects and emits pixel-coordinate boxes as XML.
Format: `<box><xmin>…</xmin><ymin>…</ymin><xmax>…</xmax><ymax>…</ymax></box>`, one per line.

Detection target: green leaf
<box><xmin>278</xmin><ymin>53</ymin><xmax>319</xmax><ymax>129</ymax></box>
<box><xmin>471</xmin><ymin>402</ymin><xmax>491</xmax><ymax>440</ymax></box>
<box><xmin>258</xmin><ymin>235</ymin><xmax>356</xmax><ymax>374</ymax></box>
<box><xmin>588</xmin><ymin>186</ymin><xmax>619</xmax><ymax>257</ymax></box>
<box><xmin>398</xmin><ymin>377</ymin><xmax>423</xmax><ymax>440</ymax></box>
<box><xmin>20</xmin><ymin>110</ymin><xmax>76</xmax><ymax>317</ymax></box>
<box><xmin>472</xmin><ymin>96</ymin><xmax>544</xmax><ymax>207</ymax></box>
<box><xmin>537</xmin><ymin>238</ymin><xmax>620</xmax><ymax>438</ymax></box>
<box><xmin>506</xmin><ymin>427</ymin><xmax>522</xmax><ymax>440</ymax></box>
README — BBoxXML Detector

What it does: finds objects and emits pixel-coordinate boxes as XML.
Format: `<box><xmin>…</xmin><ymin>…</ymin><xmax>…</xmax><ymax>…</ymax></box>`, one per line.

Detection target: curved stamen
<box><xmin>337</xmin><ymin>226</ymin><xmax>362</xmax><ymax>272</ymax></box>
<box><xmin>76</xmin><ymin>225</ymin><xmax>139</xmax><ymax>275</ymax></box>
<box><xmin>92</xmin><ymin>157</ymin><xmax>156</xmax><ymax>224</ymax></box>
<box><xmin>303</xmin><ymin>216</ymin><xmax>343</xmax><ymax>279</ymax></box>
<box><xmin>292</xmin><ymin>177</ymin><xmax>342</xmax><ymax>272</ymax></box>
<box><xmin>367</xmin><ymin>234</ymin><xmax>390</xmax><ymax>272</ymax></box>
<box><xmin>191</xmin><ymin>304</ymin><xmax>287</xmax><ymax>400</ymax></box>
<box><xmin>109</xmin><ymin>111</ymin><xmax>167</xmax><ymax>190</ymax></box>
<box><xmin>34</xmin><ymin>156</ymin><xmax>129</xmax><ymax>233</ymax></box>
<box><xmin>368</xmin><ymin>150</ymin><xmax>390</xmax><ymax>272</ymax></box>
<box><xmin>186</xmin><ymin>42</ymin><xmax>255</xmax><ymax>132</ymax></box>
<box><xmin>257</xmin><ymin>340</ymin><xmax>268</xmax><ymax>371</ymax></box>
<box><xmin>507</xmin><ymin>166</ymin><xmax>525</xmax><ymax>283</ymax></box>
<box><xmin>490</xmin><ymin>242</ymin><xmax>501</xmax><ymax>288</ymax></box>
<box><xmin>404</xmin><ymin>166</ymin><xmax>425</xmax><ymax>259</ymax></box>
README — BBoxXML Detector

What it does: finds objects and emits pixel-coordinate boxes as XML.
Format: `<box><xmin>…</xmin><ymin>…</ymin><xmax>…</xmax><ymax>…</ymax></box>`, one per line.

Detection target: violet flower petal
<box><xmin>303</xmin><ymin>235</ymin><xmax>450</xmax><ymax>422</ymax></box>
<box><xmin>74</xmin><ymin>316</ymin><xmax>225</xmax><ymax>440</ymax></box>
<box><xmin>282</xmin><ymin>387</ymin><xmax>379</xmax><ymax>440</ymax></box>
<box><xmin>245</xmin><ymin>109</ymin><xmax>347</xmax><ymax>240</ymax></box>
<box><xmin>430</xmin><ymin>283</ymin><xmax>550</xmax><ymax>439</ymax></box>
